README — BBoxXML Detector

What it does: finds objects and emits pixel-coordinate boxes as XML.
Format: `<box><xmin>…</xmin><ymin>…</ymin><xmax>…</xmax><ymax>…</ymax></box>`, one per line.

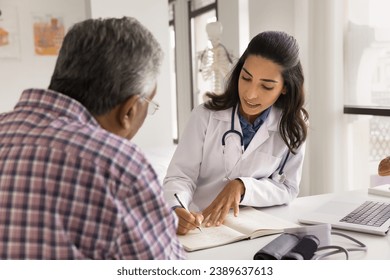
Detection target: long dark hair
<box><xmin>204</xmin><ymin>31</ymin><xmax>308</xmax><ymax>154</ymax></box>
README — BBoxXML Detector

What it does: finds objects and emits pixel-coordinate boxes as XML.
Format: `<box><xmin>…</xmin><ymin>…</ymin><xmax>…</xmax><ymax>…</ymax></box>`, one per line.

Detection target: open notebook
<box><xmin>298</xmin><ymin>195</ymin><xmax>390</xmax><ymax>236</ymax></box>
<box><xmin>178</xmin><ymin>207</ymin><xmax>298</xmax><ymax>252</ymax></box>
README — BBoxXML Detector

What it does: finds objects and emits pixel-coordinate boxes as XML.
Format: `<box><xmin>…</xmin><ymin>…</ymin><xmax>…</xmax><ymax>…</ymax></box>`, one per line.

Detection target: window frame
<box><xmin>344</xmin><ymin>106</ymin><xmax>390</xmax><ymax>117</ymax></box>
<box><xmin>188</xmin><ymin>0</ymin><xmax>218</xmax><ymax>109</ymax></box>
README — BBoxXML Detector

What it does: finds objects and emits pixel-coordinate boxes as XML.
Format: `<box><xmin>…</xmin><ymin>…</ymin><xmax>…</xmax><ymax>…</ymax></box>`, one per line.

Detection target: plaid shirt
<box><xmin>0</xmin><ymin>88</ymin><xmax>186</xmax><ymax>260</ymax></box>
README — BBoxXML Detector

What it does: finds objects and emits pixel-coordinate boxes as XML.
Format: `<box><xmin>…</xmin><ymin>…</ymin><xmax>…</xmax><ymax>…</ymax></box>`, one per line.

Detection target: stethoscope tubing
<box><xmin>221</xmin><ymin>103</ymin><xmax>243</xmax><ymax>147</ymax></box>
<box><xmin>279</xmin><ymin>150</ymin><xmax>290</xmax><ymax>175</ymax></box>
<box><xmin>221</xmin><ymin>103</ymin><xmax>290</xmax><ymax>183</ymax></box>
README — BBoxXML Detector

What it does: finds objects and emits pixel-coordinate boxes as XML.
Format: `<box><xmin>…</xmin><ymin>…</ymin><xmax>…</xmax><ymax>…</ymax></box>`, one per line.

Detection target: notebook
<box><xmin>178</xmin><ymin>207</ymin><xmax>298</xmax><ymax>251</ymax></box>
<box><xmin>298</xmin><ymin>195</ymin><xmax>390</xmax><ymax>236</ymax></box>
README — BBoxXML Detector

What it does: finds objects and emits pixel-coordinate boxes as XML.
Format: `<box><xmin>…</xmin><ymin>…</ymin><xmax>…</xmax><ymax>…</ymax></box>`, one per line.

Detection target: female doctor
<box><xmin>163</xmin><ymin>31</ymin><xmax>309</xmax><ymax>235</ymax></box>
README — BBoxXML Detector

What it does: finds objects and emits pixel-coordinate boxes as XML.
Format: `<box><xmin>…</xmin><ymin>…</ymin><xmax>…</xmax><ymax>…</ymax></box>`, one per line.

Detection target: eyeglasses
<box><xmin>141</xmin><ymin>95</ymin><xmax>160</xmax><ymax>115</ymax></box>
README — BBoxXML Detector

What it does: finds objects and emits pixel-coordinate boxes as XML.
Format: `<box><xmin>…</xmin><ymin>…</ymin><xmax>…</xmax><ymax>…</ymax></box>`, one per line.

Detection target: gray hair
<box><xmin>49</xmin><ymin>17</ymin><xmax>163</xmax><ymax>115</ymax></box>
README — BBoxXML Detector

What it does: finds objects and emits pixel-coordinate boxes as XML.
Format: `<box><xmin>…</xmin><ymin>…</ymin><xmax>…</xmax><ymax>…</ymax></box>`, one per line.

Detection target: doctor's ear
<box><xmin>281</xmin><ymin>86</ymin><xmax>287</xmax><ymax>95</ymax></box>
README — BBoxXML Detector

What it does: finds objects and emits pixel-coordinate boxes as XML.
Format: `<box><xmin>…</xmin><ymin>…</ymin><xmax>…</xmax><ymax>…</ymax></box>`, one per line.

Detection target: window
<box><xmin>344</xmin><ymin>0</ymin><xmax>390</xmax><ymax>188</ymax></box>
<box><xmin>168</xmin><ymin>0</ymin><xmax>217</xmax><ymax>142</ymax></box>
<box><xmin>168</xmin><ymin>0</ymin><xmax>178</xmax><ymax>141</ymax></box>
<box><xmin>345</xmin><ymin>0</ymin><xmax>390</xmax><ymax>109</ymax></box>
<box><xmin>189</xmin><ymin>0</ymin><xmax>217</xmax><ymax>106</ymax></box>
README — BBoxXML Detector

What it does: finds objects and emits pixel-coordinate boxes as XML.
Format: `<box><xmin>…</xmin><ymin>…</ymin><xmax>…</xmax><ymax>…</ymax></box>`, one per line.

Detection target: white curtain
<box><xmin>295</xmin><ymin>0</ymin><xmax>348</xmax><ymax>196</ymax></box>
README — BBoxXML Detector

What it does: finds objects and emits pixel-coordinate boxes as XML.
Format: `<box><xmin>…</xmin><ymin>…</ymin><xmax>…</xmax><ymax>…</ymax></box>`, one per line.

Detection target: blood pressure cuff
<box><xmin>253</xmin><ymin>233</ymin><xmax>319</xmax><ymax>260</ymax></box>
<box><xmin>253</xmin><ymin>233</ymin><xmax>300</xmax><ymax>260</ymax></box>
<box><xmin>282</xmin><ymin>235</ymin><xmax>320</xmax><ymax>260</ymax></box>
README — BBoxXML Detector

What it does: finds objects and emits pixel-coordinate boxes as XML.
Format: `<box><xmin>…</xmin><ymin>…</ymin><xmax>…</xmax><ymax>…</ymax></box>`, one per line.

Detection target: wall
<box><xmin>306</xmin><ymin>0</ymin><xmax>347</xmax><ymax>194</ymax></box>
<box><xmin>248</xmin><ymin>0</ymin><xmax>295</xmax><ymax>38</ymax></box>
<box><xmin>218</xmin><ymin>0</ymin><xmax>249</xmax><ymax>58</ymax></box>
<box><xmin>0</xmin><ymin>0</ymin><xmax>88</xmax><ymax>113</ymax></box>
<box><xmin>0</xmin><ymin>0</ymin><xmax>173</xmax><ymax>150</ymax></box>
<box><xmin>89</xmin><ymin>0</ymin><xmax>173</xmax><ymax>150</ymax></box>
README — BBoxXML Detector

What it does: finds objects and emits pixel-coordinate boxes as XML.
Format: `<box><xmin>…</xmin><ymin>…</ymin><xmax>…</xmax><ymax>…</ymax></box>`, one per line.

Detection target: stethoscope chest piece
<box><xmin>272</xmin><ymin>172</ymin><xmax>286</xmax><ymax>184</ymax></box>
<box><xmin>272</xmin><ymin>150</ymin><xmax>290</xmax><ymax>184</ymax></box>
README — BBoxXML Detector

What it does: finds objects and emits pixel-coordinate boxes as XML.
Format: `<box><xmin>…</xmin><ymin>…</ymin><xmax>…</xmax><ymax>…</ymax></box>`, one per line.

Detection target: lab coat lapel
<box><xmin>242</xmin><ymin>126</ymin><xmax>269</xmax><ymax>158</ymax></box>
<box><xmin>241</xmin><ymin>107</ymin><xmax>280</xmax><ymax>159</ymax></box>
<box><xmin>214</xmin><ymin>108</ymin><xmax>243</xmax><ymax>178</ymax></box>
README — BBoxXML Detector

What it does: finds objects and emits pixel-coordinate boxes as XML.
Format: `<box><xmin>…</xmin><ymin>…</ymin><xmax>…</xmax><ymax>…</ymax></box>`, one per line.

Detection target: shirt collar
<box><xmin>238</xmin><ymin>106</ymin><xmax>271</xmax><ymax>131</ymax></box>
<box><xmin>16</xmin><ymin>88</ymin><xmax>99</xmax><ymax>126</ymax></box>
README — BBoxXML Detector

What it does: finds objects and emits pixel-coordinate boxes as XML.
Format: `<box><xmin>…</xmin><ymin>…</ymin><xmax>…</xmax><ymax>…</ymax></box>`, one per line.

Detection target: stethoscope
<box><xmin>221</xmin><ymin>103</ymin><xmax>290</xmax><ymax>184</ymax></box>
<box><xmin>272</xmin><ymin>151</ymin><xmax>290</xmax><ymax>184</ymax></box>
<box><xmin>221</xmin><ymin>104</ymin><xmax>244</xmax><ymax>153</ymax></box>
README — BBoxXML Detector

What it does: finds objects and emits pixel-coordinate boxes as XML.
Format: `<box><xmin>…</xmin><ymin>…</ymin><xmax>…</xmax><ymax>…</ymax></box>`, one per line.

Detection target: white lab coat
<box><xmin>163</xmin><ymin>104</ymin><xmax>306</xmax><ymax>212</ymax></box>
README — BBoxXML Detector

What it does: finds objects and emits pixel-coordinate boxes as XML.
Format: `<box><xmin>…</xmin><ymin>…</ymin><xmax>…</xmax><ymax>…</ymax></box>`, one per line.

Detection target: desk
<box><xmin>187</xmin><ymin>189</ymin><xmax>390</xmax><ymax>260</ymax></box>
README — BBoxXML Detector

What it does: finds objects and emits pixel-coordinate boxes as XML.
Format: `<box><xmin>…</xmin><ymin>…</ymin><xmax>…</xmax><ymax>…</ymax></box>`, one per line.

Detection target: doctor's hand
<box><xmin>202</xmin><ymin>179</ymin><xmax>245</xmax><ymax>227</ymax></box>
<box><xmin>174</xmin><ymin>207</ymin><xmax>204</xmax><ymax>235</ymax></box>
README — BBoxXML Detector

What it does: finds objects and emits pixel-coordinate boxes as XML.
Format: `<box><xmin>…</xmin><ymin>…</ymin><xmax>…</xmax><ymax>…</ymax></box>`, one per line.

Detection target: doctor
<box><xmin>163</xmin><ymin>31</ymin><xmax>309</xmax><ymax>235</ymax></box>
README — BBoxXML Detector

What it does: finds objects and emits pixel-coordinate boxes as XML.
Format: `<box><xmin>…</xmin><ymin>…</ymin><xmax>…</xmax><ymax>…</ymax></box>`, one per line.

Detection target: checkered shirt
<box><xmin>0</xmin><ymin>88</ymin><xmax>185</xmax><ymax>259</ymax></box>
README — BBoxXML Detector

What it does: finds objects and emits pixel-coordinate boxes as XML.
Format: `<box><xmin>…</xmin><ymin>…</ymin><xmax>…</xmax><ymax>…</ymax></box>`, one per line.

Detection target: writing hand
<box><xmin>174</xmin><ymin>208</ymin><xmax>204</xmax><ymax>235</ymax></box>
<box><xmin>202</xmin><ymin>179</ymin><xmax>245</xmax><ymax>227</ymax></box>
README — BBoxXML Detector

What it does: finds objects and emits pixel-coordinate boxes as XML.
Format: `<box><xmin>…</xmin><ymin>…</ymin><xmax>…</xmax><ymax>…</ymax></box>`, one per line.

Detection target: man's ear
<box><xmin>118</xmin><ymin>95</ymin><xmax>139</xmax><ymax>130</ymax></box>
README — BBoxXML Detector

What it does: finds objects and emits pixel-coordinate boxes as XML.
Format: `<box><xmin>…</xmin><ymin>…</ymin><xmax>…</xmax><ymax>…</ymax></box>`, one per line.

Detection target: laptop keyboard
<box><xmin>340</xmin><ymin>200</ymin><xmax>390</xmax><ymax>227</ymax></box>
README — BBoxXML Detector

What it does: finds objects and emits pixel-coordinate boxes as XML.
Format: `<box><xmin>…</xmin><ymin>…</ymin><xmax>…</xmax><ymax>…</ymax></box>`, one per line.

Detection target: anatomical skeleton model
<box><xmin>198</xmin><ymin>21</ymin><xmax>236</xmax><ymax>95</ymax></box>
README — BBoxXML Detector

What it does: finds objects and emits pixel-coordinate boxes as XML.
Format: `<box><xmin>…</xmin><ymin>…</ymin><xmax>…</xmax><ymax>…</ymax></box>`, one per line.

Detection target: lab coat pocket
<box><xmin>246</xmin><ymin>151</ymin><xmax>281</xmax><ymax>179</ymax></box>
<box><xmin>223</xmin><ymin>134</ymin><xmax>243</xmax><ymax>176</ymax></box>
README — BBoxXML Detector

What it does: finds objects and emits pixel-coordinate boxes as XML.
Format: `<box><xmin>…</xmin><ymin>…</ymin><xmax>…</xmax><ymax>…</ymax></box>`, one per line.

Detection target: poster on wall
<box><xmin>32</xmin><ymin>14</ymin><xmax>65</xmax><ymax>56</ymax></box>
<box><xmin>0</xmin><ymin>6</ymin><xmax>21</xmax><ymax>58</ymax></box>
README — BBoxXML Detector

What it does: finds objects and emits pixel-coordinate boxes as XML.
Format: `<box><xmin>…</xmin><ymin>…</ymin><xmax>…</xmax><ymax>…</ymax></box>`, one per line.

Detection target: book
<box><xmin>178</xmin><ymin>207</ymin><xmax>298</xmax><ymax>252</ymax></box>
<box><xmin>368</xmin><ymin>184</ymin><xmax>390</xmax><ymax>198</ymax></box>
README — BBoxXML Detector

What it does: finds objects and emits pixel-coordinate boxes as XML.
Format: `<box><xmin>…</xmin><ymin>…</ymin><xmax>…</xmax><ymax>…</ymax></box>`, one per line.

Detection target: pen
<box><xmin>174</xmin><ymin>193</ymin><xmax>202</xmax><ymax>232</ymax></box>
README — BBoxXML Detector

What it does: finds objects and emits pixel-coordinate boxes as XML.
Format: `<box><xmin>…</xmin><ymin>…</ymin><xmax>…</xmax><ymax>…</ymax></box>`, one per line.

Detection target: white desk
<box><xmin>187</xmin><ymin>189</ymin><xmax>390</xmax><ymax>260</ymax></box>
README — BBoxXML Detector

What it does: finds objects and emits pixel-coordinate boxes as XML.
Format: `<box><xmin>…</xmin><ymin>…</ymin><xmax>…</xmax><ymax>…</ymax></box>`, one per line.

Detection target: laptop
<box><xmin>298</xmin><ymin>195</ymin><xmax>390</xmax><ymax>236</ymax></box>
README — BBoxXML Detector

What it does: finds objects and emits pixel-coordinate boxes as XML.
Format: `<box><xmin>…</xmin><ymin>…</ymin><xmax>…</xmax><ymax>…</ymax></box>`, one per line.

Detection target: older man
<box><xmin>0</xmin><ymin>17</ymin><xmax>185</xmax><ymax>260</ymax></box>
